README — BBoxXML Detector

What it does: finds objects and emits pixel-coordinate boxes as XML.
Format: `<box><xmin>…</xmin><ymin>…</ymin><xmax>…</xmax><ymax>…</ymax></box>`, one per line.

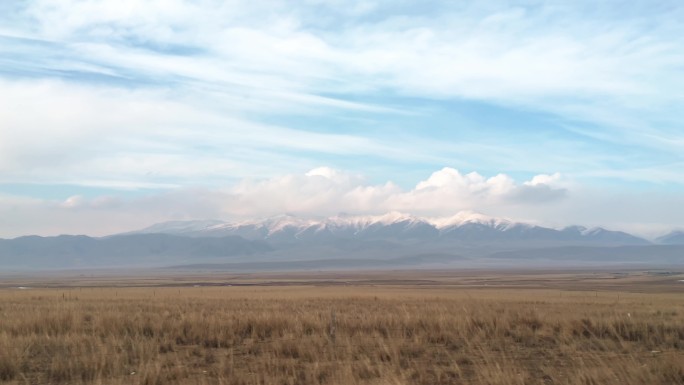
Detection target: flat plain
<box><xmin>1</xmin><ymin>269</ymin><xmax>683</xmax><ymax>385</ymax></box>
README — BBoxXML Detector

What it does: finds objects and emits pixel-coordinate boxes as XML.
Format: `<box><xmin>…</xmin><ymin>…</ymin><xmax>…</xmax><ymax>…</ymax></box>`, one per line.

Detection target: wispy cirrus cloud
<box><xmin>6</xmin><ymin>1</ymin><xmax>684</xmax><ymax>114</ymax></box>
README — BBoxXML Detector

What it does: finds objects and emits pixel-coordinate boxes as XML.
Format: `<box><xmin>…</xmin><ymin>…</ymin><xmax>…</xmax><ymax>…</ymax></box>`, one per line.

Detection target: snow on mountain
<box><xmin>237</xmin><ymin>214</ymin><xmax>317</xmax><ymax>238</ymax></box>
<box><xmin>324</xmin><ymin>212</ymin><xmax>431</xmax><ymax>236</ymax></box>
<box><xmin>125</xmin><ymin>220</ymin><xmax>226</xmax><ymax>235</ymax></box>
<box><xmin>429</xmin><ymin>211</ymin><xmax>515</xmax><ymax>230</ymax></box>
<box><xmin>127</xmin><ymin>211</ymin><xmax>651</xmax><ymax>246</ymax></box>
<box><xmin>330</xmin><ymin>211</ymin><xmax>422</xmax><ymax>227</ymax></box>
<box><xmin>186</xmin><ymin>214</ymin><xmax>320</xmax><ymax>240</ymax></box>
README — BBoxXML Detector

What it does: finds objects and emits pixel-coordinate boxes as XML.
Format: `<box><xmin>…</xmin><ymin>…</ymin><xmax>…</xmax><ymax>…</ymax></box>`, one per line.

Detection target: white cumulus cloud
<box><xmin>222</xmin><ymin>167</ymin><xmax>566</xmax><ymax>218</ymax></box>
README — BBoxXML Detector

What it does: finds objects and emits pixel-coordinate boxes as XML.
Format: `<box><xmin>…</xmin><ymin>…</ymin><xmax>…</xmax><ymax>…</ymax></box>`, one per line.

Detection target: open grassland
<box><xmin>1</xmin><ymin>271</ymin><xmax>683</xmax><ymax>385</ymax></box>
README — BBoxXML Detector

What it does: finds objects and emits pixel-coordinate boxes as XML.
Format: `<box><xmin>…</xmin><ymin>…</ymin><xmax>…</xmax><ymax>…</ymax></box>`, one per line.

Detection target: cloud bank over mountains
<box><xmin>1</xmin><ymin>166</ymin><xmax>679</xmax><ymax>239</ymax></box>
<box><xmin>0</xmin><ymin>167</ymin><xmax>567</xmax><ymax>237</ymax></box>
<box><xmin>229</xmin><ymin>167</ymin><xmax>566</xmax><ymax>218</ymax></box>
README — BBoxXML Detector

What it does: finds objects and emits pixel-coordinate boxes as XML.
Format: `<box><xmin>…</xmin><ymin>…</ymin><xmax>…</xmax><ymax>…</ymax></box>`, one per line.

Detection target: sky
<box><xmin>1</xmin><ymin>0</ymin><xmax>683</xmax><ymax>239</ymax></box>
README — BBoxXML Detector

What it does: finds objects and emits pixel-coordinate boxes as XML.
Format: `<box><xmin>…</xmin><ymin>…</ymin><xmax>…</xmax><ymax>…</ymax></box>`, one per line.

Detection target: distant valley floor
<box><xmin>2</xmin><ymin>268</ymin><xmax>684</xmax><ymax>293</ymax></box>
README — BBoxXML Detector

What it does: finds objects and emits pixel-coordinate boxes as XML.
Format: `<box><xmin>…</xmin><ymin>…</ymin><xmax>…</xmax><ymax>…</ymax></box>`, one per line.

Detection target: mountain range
<box><xmin>126</xmin><ymin>211</ymin><xmax>651</xmax><ymax>245</ymax></box>
<box><xmin>1</xmin><ymin>211</ymin><xmax>683</xmax><ymax>271</ymax></box>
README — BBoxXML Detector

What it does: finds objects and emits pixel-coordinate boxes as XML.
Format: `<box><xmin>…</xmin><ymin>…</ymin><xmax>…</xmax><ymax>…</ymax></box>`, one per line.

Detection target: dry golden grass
<box><xmin>1</xmin><ymin>280</ymin><xmax>683</xmax><ymax>385</ymax></box>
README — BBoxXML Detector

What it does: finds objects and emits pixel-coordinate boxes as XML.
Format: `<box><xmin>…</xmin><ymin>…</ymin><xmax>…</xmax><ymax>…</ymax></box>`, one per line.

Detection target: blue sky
<box><xmin>1</xmin><ymin>0</ymin><xmax>683</xmax><ymax>238</ymax></box>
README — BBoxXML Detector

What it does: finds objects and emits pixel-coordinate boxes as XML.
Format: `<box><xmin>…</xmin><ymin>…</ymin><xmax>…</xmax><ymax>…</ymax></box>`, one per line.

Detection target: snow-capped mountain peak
<box><xmin>259</xmin><ymin>214</ymin><xmax>316</xmax><ymax>232</ymax></box>
<box><xmin>328</xmin><ymin>211</ymin><xmax>423</xmax><ymax>227</ymax></box>
<box><xmin>127</xmin><ymin>219</ymin><xmax>226</xmax><ymax>235</ymax></box>
<box><xmin>429</xmin><ymin>211</ymin><xmax>513</xmax><ymax>229</ymax></box>
<box><xmin>223</xmin><ymin>214</ymin><xmax>319</xmax><ymax>238</ymax></box>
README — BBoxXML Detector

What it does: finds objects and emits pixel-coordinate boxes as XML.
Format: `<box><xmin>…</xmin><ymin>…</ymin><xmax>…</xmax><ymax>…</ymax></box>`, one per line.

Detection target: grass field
<box><xmin>1</xmin><ymin>270</ymin><xmax>683</xmax><ymax>384</ymax></box>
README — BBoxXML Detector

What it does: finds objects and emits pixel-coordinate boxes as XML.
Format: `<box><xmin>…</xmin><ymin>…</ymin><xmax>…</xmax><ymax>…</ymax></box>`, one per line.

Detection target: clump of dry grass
<box><xmin>0</xmin><ymin>286</ymin><xmax>682</xmax><ymax>385</ymax></box>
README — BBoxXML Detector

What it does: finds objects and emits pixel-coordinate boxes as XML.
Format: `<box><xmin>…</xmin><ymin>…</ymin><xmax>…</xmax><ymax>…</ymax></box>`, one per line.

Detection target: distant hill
<box><xmin>0</xmin><ymin>234</ymin><xmax>271</xmax><ymax>269</ymax></box>
<box><xmin>656</xmin><ymin>231</ymin><xmax>684</xmax><ymax>245</ymax></box>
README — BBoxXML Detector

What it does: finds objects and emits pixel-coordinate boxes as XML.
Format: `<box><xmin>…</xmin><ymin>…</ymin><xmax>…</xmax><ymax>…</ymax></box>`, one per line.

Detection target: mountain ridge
<box><xmin>655</xmin><ymin>230</ymin><xmax>684</xmax><ymax>245</ymax></box>
<box><xmin>0</xmin><ymin>234</ymin><xmax>271</xmax><ymax>269</ymax></box>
